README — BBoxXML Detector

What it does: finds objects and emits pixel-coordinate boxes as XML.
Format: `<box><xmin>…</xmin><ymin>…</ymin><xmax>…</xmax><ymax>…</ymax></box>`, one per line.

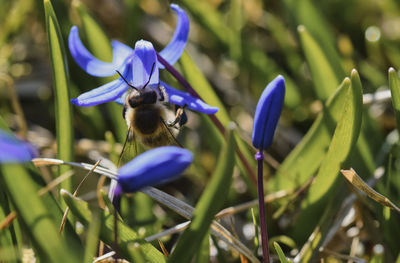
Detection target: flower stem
<box><xmin>112</xmin><ymin>184</ymin><xmax>122</xmax><ymax>261</ymax></box>
<box><xmin>255</xmin><ymin>151</ymin><xmax>270</xmax><ymax>263</ymax></box>
<box><xmin>157</xmin><ymin>53</ymin><xmax>257</xmax><ymax>185</ymax></box>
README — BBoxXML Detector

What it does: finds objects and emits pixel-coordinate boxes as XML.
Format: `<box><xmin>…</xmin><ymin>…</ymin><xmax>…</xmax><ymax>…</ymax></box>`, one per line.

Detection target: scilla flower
<box><xmin>0</xmin><ymin>130</ymin><xmax>37</xmax><ymax>163</ymax></box>
<box><xmin>68</xmin><ymin>4</ymin><xmax>218</xmax><ymax>115</ymax></box>
<box><xmin>112</xmin><ymin>146</ymin><xmax>192</xmax><ymax>213</ymax></box>
<box><xmin>251</xmin><ymin>75</ymin><xmax>285</xmax><ymax>263</ymax></box>
<box><xmin>117</xmin><ymin>146</ymin><xmax>193</xmax><ymax>192</ymax></box>
<box><xmin>252</xmin><ymin>75</ymin><xmax>285</xmax><ymax>150</ymax></box>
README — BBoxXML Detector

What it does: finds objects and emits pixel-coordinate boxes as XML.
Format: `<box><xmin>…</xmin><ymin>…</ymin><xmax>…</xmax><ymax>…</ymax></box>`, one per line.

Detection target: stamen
<box><xmin>143</xmin><ymin>63</ymin><xmax>156</xmax><ymax>89</ymax></box>
<box><xmin>116</xmin><ymin>70</ymin><xmax>138</xmax><ymax>91</ymax></box>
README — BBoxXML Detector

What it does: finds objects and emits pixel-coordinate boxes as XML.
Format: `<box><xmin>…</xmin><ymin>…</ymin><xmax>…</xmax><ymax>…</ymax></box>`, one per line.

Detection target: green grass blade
<box><xmin>180</xmin><ymin>52</ymin><xmax>230</xmax><ymax>126</ymax></box>
<box><xmin>179</xmin><ymin>52</ymin><xmax>257</xmax><ymax>194</ymax></box>
<box><xmin>180</xmin><ymin>1</ymin><xmax>301</xmax><ymax>108</ymax></box>
<box><xmin>1</xmin><ymin>164</ymin><xmax>79</xmax><ymax>263</ymax></box>
<box><xmin>282</xmin><ymin>0</ymin><xmax>345</xmax><ymax>80</ymax></box>
<box><xmin>61</xmin><ymin>190</ymin><xmax>166</xmax><ymax>263</ymax></box>
<box><xmin>44</xmin><ymin>0</ymin><xmax>74</xmax><ymax>191</ymax></box>
<box><xmin>83</xmin><ymin>210</ymin><xmax>101</xmax><ymax>263</ymax></box>
<box><xmin>73</xmin><ymin>0</ymin><xmax>126</xmax><ymax>142</ymax></box>
<box><xmin>127</xmin><ymin>244</ymin><xmax>146</xmax><ymax>263</ymax></box>
<box><xmin>179</xmin><ymin>0</ymin><xmax>238</xmax><ymax>59</ymax></box>
<box><xmin>389</xmin><ymin>67</ymin><xmax>400</xmax><ymax>129</ymax></box>
<box><xmin>227</xmin><ymin>0</ymin><xmax>243</xmax><ymax>60</ymax></box>
<box><xmin>194</xmin><ymin>231</ymin><xmax>210</xmax><ymax>263</ymax></box>
<box><xmin>169</xmin><ymin>128</ymin><xmax>236</xmax><ymax>263</ymax></box>
<box><xmin>181</xmin><ymin>0</ymin><xmax>301</xmax><ymax>108</ymax></box>
<box><xmin>272</xmin><ymin>78</ymin><xmax>348</xmax><ymax>191</ymax></box>
<box><xmin>0</xmin><ymin>118</ymin><xmax>83</xmax><ymax>257</ymax></box>
<box><xmin>298</xmin><ymin>25</ymin><xmax>339</xmax><ymax>100</ymax></box>
<box><xmin>294</xmin><ymin>70</ymin><xmax>363</xmax><ymax>240</ymax></box>
<box><xmin>0</xmin><ymin>192</ymin><xmax>19</xmax><ymax>263</ymax></box>
<box><xmin>273</xmin><ymin>242</ymin><xmax>289</xmax><ymax>263</ymax></box>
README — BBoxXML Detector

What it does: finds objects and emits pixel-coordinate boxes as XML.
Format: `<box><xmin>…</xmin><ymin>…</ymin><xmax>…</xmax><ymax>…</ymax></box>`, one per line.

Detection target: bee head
<box><xmin>127</xmin><ymin>90</ymin><xmax>158</xmax><ymax>108</ymax></box>
<box><xmin>117</xmin><ymin>63</ymin><xmax>160</xmax><ymax>108</ymax></box>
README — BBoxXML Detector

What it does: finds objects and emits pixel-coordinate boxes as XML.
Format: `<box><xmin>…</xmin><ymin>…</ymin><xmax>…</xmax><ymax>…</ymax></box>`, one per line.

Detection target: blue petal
<box><xmin>158</xmin><ymin>4</ymin><xmax>189</xmax><ymax>68</ymax></box>
<box><xmin>161</xmin><ymin>81</ymin><xmax>219</xmax><ymax>114</ymax></box>
<box><xmin>111</xmin><ymin>40</ymin><xmax>134</xmax><ymax>66</ymax></box>
<box><xmin>68</xmin><ymin>26</ymin><xmax>133</xmax><ymax>77</ymax></box>
<box><xmin>118</xmin><ymin>146</ymin><xmax>193</xmax><ymax>192</ymax></box>
<box><xmin>131</xmin><ymin>40</ymin><xmax>159</xmax><ymax>88</ymax></box>
<box><xmin>71</xmin><ymin>62</ymin><xmax>134</xmax><ymax>106</ymax></box>
<box><xmin>71</xmin><ymin>79</ymin><xmax>129</xmax><ymax>107</ymax></box>
<box><xmin>252</xmin><ymin>75</ymin><xmax>285</xmax><ymax>150</ymax></box>
<box><xmin>0</xmin><ymin>130</ymin><xmax>37</xmax><ymax>163</ymax></box>
<box><xmin>114</xmin><ymin>96</ymin><xmax>124</xmax><ymax>105</ymax></box>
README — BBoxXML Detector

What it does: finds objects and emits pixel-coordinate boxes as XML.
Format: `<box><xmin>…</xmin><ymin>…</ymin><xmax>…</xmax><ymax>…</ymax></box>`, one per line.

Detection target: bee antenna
<box><xmin>116</xmin><ymin>70</ymin><xmax>138</xmax><ymax>91</ymax></box>
<box><xmin>143</xmin><ymin>63</ymin><xmax>156</xmax><ymax>89</ymax></box>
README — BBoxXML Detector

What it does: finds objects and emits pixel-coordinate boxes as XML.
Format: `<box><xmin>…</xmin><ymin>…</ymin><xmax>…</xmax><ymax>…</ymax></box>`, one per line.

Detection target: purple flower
<box><xmin>252</xmin><ymin>76</ymin><xmax>285</xmax><ymax>150</ymax></box>
<box><xmin>68</xmin><ymin>4</ymin><xmax>218</xmax><ymax>115</ymax></box>
<box><xmin>117</xmin><ymin>146</ymin><xmax>193</xmax><ymax>192</ymax></box>
<box><xmin>0</xmin><ymin>130</ymin><xmax>37</xmax><ymax>163</ymax></box>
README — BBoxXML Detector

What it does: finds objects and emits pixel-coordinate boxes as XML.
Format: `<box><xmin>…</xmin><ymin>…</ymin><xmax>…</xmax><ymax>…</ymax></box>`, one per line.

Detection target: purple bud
<box><xmin>117</xmin><ymin>146</ymin><xmax>193</xmax><ymax>192</ymax></box>
<box><xmin>252</xmin><ymin>75</ymin><xmax>285</xmax><ymax>150</ymax></box>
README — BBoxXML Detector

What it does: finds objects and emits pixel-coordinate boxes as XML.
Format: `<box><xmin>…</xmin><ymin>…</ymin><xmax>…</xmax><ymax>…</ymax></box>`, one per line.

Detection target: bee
<box><xmin>116</xmin><ymin>64</ymin><xmax>187</xmax><ymax>151</ymax></box>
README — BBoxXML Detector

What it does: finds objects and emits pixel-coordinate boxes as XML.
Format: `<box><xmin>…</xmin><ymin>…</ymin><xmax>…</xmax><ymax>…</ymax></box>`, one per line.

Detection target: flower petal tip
<box><xmin>206</xmin><ymin>107</ymin><xmax>219</xmax><ymax>115</ymax></box>
<box><xmin>0</xmin><ymin>130</ymin><xmax>37</xmax><ymax>163</ymax></box>
<box><xmin>158</xmin><ymin>4</ymin><xmax>189</xmax><ymax>67</ymax></box>
<box><xmin>68</xmin><ymin>25</ymin><xmax>130</xmax><ymax>77</ymax></box>
<box><xmin>118</xmin><ymin>146</ymin><xmax>193</xmax><ymax>192</ymax></box>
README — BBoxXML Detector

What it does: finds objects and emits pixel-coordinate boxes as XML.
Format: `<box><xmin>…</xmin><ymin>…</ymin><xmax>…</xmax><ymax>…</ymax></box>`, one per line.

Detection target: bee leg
<box><xmin>167</xmin><ymin>104</ymin><xmax>187</xmax><ymax>127</ymax></box>
<box><xmin>122</xmin><ymin>104</ymin><xmax>127</xmax><ymax>119</ymax></box>
<box><xmin>157</xmin><ymin>85</ymin><xmax>165</xmax><ymax>102</ymax></box>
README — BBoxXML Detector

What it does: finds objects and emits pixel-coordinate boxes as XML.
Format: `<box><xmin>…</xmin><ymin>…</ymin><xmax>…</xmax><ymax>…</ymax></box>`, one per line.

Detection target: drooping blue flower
<box><xmin>0</xmin><ymin>130</ymin><xmax>37</xmax><ymax>163</ymax></box>
<box><xmin>68</xmin><ymin>4</ymin><xmax>218</xmax><ymax>115</ymax></box>
<box><xmin>252</xmin><ymin>75</ymin><xmax>285</xmax><ymax>150</ymax></box>
<box><xmin>117</xmin><ymin>146</ymin><xmax>193</xmax><ymax>192</ymax></box>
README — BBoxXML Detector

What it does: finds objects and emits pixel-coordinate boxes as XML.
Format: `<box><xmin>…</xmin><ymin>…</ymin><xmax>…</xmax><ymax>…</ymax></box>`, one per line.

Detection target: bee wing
<box><xmin>160</xmin><ymin>117</ymin><xmax>183</xmax><ymax>148</ymax></box>
<box><xmin>118</xmin><ymin>126</ymin><xmax>138</xmax><ymax>167</ymax></box>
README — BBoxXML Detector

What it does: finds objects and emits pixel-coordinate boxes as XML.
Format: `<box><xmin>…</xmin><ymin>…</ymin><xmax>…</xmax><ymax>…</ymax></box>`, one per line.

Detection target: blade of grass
<box><xmin>44</xmin><ymin>0</ymin><xmax>74</xmax><ymax>191</ymax></box>
<box><xmin>273</xmin><ymin>242</ymin><xmax>289</xmax><ymax>263</ymax></box>
<box><xmin>1</xmin><ymin>164</ymin><xmax>78</xmax><ymax>263</ymax></box>
<box><xmin>61</xmin><ymin>189</ymin><xmax>166</xmax><ymax>263</ymax></box>
<box><xmin>169</xmin><ymin>127</ymin><xmax>236</xmax><ymax>263</ymax></box>
<box><xmin>294</xmin><ymin>70</ymin><xmax>363</xmax><ymax>241</ymax></box>
<box><xmin>389</xmin><ymin>67</ymin><xmax>400</xmax><ymax>129</ymax></box>
<box><xmin>194</xmin><ymin>231</ymin><xmax>210</xmax><ymax>263</ymax></box>
<box><xmin>0</xmin><ymin>192</ymin><xmax>19</xmax><ymax>263</ymax></box>
<box><xmin>298</xmin><ymin>25</ymin><xmax>339</xmax><ymax>100</ymax></box>
<box><xmin>282</xmin><ymin>0</ymin><xmax>345</xmax><ymax>80</ymax></box>
<box><xmin>177</xmin><ymin>52</ymin><xmax>257</xmax><ymax>191</ymax></box>
<box><xmin>341</xmin><ymin>168</ymin><xmax>400</xmax><ymax>213</ymax></box>
<box><xmin>84</xmin><ymin>210</ymin><xmax>101</xmax><ymax>263</ymax></box>
<box><xmin>272</xmin><ymin>70</ymin><xmax>377</xmax><ymax>193</ymax></box>
<box><xmin>251</xmin><ymin>208</ymin><xmax>260</xmax><ymax>256</ymax></box>
<box><xmin>179</xmin><ymin>0</ymin><xmax>238</xmax><ymax>59</ymax></box>
<box><xmin>72</xmin><ymin>0</ymin><xmax>126</xmax><ymax>143</ymax></box>
<box><xmin>127</xmin><ymin>244</ymin><xmax>146</xmax><ymax>263</ymax></box>
<box><xmin>180</xmin><ymin>0</ymin><xmax>301</xmax><ymax>108</ymax></box>
<box><xmin>34</xmin><ymin>156</ymin><xmax>259</xmax><ymax>262</ymax></box>
<box><xmin>272</xmin><ymin>77</ymin><xmax>348</xmax><ymax>191</ymax></box>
